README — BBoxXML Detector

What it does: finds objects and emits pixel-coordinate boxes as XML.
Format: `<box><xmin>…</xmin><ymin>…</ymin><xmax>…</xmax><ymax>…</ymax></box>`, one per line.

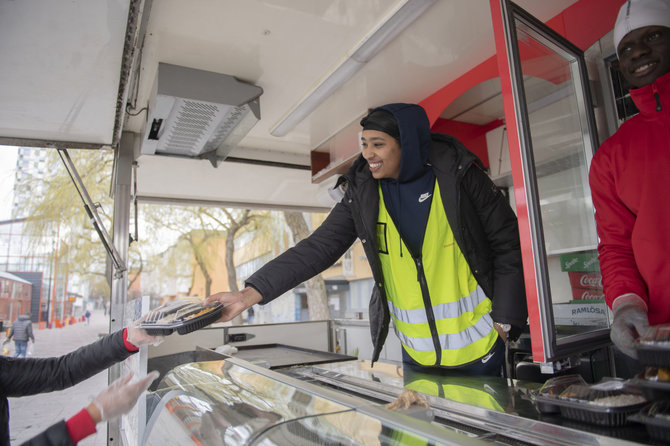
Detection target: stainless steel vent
<box><xmin>140</xmin><ymin>63</ymin><xmax>263</xmax><ymax>166</ymax></box>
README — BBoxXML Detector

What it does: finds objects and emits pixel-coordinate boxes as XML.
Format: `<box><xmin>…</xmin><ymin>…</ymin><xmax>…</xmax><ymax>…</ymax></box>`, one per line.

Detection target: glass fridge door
<box><xmin>491</xmin><ymin>1</ymin><xmax>611</xmax><ymax>365</ymax></box>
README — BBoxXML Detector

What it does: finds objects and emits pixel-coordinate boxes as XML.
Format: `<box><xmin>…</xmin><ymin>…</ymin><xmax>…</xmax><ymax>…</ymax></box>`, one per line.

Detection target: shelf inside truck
<box><xmin>232</xmin><ymin>343</ymin><xmax>357</xmax><ymax>369</ymax></box>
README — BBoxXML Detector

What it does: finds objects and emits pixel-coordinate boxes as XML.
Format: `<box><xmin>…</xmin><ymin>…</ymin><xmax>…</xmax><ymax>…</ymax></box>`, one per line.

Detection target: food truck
<box><xmin>1</xmin><ymin>0</ymin><xmax>668</xmax><ymax>444</ymax></box>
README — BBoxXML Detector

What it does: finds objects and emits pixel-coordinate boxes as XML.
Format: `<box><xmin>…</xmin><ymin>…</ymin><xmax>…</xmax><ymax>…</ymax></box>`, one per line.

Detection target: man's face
<box><xmin>618</xmin><ymin>26</ymin><xmax>670</xmax><ymax>88</ymax></box>
<box><xmin>361</xmin><ymin>130</ymin><xmax>402</xmax><ymax>180</ymax></box>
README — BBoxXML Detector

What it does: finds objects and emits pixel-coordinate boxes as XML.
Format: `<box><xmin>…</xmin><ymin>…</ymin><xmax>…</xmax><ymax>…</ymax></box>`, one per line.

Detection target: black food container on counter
<box><xmin>534</xmin><ymin>378</ymin><xmax>647</xmax><ymax>426</ymax></box>
<box><xmin>532</xmin><ymin>374</ymin><xmax>587</xmax><ymax>414</ymax></box>
<box><xmin>140</xmin><ymin>298</ymin><xmax>224</xmax><ymax>336</ymax></box>
<box><xmin>635</xmin><ymin>324</ymin><xmax>670</xmax><ymax>368</ymax></box>
<box><xmin>629</xmin><ymin>400</ymin><xmax>670</xmax><ymax>443</ymax></box>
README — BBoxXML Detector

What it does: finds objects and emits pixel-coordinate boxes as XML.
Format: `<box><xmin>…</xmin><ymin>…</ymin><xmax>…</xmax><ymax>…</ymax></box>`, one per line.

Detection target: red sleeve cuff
<box><xmin>66</xmin><ymin>408</ymin><xmax>97</xmax><ymax>444</ymax></box>
<box><xmin>123</xmin><ymin>328</ymin><xmax>139</xmax><ymax>352</ymax></box>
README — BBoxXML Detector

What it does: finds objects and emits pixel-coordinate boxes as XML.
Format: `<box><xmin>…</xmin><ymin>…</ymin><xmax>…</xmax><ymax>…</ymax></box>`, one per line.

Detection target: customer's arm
<box><xmin>20</xmin><ymin>371</ymin><xmax>159</xmax><ymax>446</ymax></box>
<box><xmin>0</xmin><ymin>327</ymin><xmax>160</xmax><ymax>398</ymax></box>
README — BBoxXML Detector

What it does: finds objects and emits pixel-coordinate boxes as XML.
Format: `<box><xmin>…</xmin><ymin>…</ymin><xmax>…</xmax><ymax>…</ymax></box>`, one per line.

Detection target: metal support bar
<box><xmin>57</xmin><ymin>149</ymin><xmax>127</xmax><ymax>277</ymax></box>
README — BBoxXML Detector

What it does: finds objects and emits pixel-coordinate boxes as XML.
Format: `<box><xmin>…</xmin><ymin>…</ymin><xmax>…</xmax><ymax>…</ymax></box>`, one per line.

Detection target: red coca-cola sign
<box><xmin>568</xmin><ymin>271</ymin><xmax>603</xmax><ymax>290</ymax></box>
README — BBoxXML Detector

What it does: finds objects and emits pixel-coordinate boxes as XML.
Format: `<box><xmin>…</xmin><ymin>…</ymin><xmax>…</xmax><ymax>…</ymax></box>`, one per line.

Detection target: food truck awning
<box><xmin>0</xmin><ymin>0</ymin><xmax>577</xmax><ymax>210</ymax></box>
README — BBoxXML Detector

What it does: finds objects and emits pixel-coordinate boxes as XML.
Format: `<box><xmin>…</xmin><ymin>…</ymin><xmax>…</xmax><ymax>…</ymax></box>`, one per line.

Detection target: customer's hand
<box><xmin>127</xmin><ymin>324</ymin><xmax>164</xmax><ymax>348</ymax></box>
<box><xmin>205</xmin><ymin>287</ymin><xmax>262</xmax><ymax>323</ymax></box>
<box><xmin>611</xmin><ymin>294</ymin><xmax>649</xmax><ymax>358</ymax></box>
<box><xmin>89</xmin><ymin>371</ymin><xmax>159</xmax><ymax>422</ymax></box>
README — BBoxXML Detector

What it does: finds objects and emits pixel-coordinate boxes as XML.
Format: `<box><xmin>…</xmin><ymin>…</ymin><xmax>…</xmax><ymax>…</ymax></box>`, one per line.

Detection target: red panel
<box><xmin>420</xmin><ymin>0</ymin><xmax>625</xmax><ymax>125</ymax></box>
<box><xmin>548</xmin><ymin>0</ymin><xmax>626</xmax><ymax>50</ymax></box>
<box><xmin>430</xmin><ymin>118</ymin><xmax>492</xmax><ymax>167</ymax></box>
<box><xmin>419</xmin><ymin>57</ymin><xmax>498</xmax><ymax>127</ymax></box>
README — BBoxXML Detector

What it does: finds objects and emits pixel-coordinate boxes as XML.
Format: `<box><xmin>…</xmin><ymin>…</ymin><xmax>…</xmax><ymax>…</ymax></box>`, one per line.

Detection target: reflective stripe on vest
<box><xmin>404</xmin><ymin>379</ymin><xmax>504</xmax><ymax>412</ymax></box>
<box><xmin>377</xmin><ymin>181</ymin><xmax>497</xmax><ymax>367</ymax></box>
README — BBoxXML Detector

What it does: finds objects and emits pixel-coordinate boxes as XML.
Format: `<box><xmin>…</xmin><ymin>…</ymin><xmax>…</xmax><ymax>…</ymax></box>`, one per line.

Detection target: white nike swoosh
<box><xmin>481</xmin><ymin>351</ymin><xmax>495</xmax><ymax>363</ymax></box>
<box><xmin>418</xmin><ymin>193</ymin><xmax>432</xmax><ymax>203</ymax></box>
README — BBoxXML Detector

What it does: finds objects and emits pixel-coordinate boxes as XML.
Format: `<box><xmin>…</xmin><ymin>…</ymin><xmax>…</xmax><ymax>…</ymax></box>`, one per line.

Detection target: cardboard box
<box><xmin>553</xmin><ymin>302</ymin><xmax>611</xmax><ymax>326</ymax></box>
<box><xmin>559</xmin><ymin>251</ymin><xmax>600</xmax><ymax>272</ymax></box>
<box><xmin>570</xmin><ymin>288</ymin><xmax>605</xmax><ymax>301</ymax></box>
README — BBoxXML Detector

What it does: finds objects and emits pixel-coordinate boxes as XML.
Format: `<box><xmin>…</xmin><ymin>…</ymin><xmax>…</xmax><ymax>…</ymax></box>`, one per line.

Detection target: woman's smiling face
<box><xmin>361</xmin><ymin>130</ymin><xmax>402</xmax><ymax>180</ymax></box>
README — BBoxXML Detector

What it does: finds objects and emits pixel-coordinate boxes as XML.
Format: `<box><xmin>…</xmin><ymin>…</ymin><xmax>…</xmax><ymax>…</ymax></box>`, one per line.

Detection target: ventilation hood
<box><xmin>140</xmin><ymin>63</ymin><xmax>263</xmax><ymax>167</ymax></box>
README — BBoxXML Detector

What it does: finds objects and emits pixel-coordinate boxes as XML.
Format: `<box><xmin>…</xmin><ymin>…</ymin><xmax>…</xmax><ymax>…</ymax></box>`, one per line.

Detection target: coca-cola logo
<box><xmin>581</xmin><ymin>290</ymin><xmax>604</xmax><ymax>300</ymax></box>
<box><xmin>579</xmin><ymin>275</ymin><xmax>602</xmax><ymax>288</ymax></box>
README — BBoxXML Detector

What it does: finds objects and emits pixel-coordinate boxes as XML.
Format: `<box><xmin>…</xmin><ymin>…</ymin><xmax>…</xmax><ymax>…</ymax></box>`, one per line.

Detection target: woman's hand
<box><xmin>205</xmin><ymin>287</ymin><xmax>263</xmax><ymax>323</ymax></box>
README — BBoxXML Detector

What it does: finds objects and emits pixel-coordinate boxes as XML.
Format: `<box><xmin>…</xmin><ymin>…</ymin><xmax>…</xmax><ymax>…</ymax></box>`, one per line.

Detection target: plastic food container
<box><xmin>140</xmin><ymin>299</ymin><xmax>224</xmax><ymax>336</ymax></box>
<box><xmin>629</xmin><ymin>400</ymin><xmax>670</xmax><ymax>443</ymax></box>
<box><xmin>629</xmin><ymin>368</ymin><xmax>670</xmax><ymax>400</ymax></box>
<box><xmin>635</xmin><ymin>324</ymin><xmax>670</xmax><ymax>367</ymax></box>
<box><xmin>535</xmin><ymin>378</ymin><xmax>647</xmax><ymax>426</ymax></box>
<box><xmin>533</xmin><ymin>374</ymin><xmax>587</xmax><ymax>414</ymax></box>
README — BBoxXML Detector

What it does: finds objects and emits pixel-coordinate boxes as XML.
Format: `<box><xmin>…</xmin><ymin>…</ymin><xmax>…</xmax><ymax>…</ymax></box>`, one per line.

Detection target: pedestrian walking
<box><xmin>6</xmin><ymin>313</ymin><xmax>34</xmax><ymax>358</ymax></box>
<box><xmin>84</xmin><ymin>310</ymin><xmax>91</xmax><ymax>325</ymax></box>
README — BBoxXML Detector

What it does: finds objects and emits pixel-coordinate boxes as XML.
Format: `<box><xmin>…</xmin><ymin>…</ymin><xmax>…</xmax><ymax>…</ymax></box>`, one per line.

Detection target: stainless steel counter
<box><xmin>285</xmin><ymin>360</ymin><xmax>652</xmax><ymax>445</ymax></box>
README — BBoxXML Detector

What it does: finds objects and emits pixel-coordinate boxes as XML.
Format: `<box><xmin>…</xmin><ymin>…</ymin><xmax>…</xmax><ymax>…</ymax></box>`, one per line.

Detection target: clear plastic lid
<box><xmin>638</xmin><ymin>324</ymin><xmax>670</xmax><ymax>345</ymax></box>
<box><xmin>144</xmin><ymin>298</ymin><xmax>210</xmax><ymax>324</ymax></box>
<box><xmin>646</xmin><ymin>400</ymin><xmax>670</xmax><ymax>420</ymax></box>
<box><xmin>537</xmin><ymin>374</ymin><xmax>587</xmax><ymax>398</ymax></box>
<box><xmin>559</xmin><ymin>378</ymin><xmax>646</xmax><ymax>407</ymax></box>
<box><xmin>140</xmin><ymin>297</ymin><xmax>224</xmax><ymax>335</ymax></box>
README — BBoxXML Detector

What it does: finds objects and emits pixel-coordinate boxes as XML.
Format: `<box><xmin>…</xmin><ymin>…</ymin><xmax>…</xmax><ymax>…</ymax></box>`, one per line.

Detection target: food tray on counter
<box><xmin>630</xmin><ymin>375</ymin><xmax>670</xmax><ymax>401</ymax></box>
<box><xmin>533</xmin><ymin>374</ymin><xmax>587</xmax><ymax>414</ymax></box>
<box><xmin>534</xmin><ymin>379</ymin><xmax>647</xmax><ymax>426</ymax></box>
<box><xmin>140</xmin><ymin>299</ymin><xmax>224</xmax><ymax>336</ymax></box>
<box><xmin>629</xmin><ymin>400</ymin><xmax>670</xmax><ymax>443</ymax></box>
<box><xmin>635</xmin><ymin>324</ymin><xmax>670</xmax><ymax>367</ymax></box>
<box><xmin>534</xmin><ymin>394</ymin><xmax>646</xmax><ymax>426</ymax></box>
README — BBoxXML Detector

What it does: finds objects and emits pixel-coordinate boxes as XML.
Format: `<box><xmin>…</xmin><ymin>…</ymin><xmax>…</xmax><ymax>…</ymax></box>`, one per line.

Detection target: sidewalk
<box><xmin>8</xmin><ymin>310</ymin><xmax>110</xmax><ymax>445</ymax></box>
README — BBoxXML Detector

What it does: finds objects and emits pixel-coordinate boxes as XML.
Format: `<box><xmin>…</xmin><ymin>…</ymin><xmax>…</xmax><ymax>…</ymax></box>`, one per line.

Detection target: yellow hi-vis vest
<box><xmin>377</xmin><ymin>181</ymin><xmax>497</xmax><ymax>367</ymax></box>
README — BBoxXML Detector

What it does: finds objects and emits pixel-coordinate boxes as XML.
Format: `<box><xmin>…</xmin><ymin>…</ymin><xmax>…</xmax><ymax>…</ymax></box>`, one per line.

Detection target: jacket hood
<box><xmin>371</xmin><ymin>103</ymin><xmax>432</xmax><ymax>183</ymax></box>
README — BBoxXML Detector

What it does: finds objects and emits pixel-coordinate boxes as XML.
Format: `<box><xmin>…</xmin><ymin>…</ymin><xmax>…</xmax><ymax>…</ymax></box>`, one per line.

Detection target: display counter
<box><xmin>142</xmin><ymin>350</ymin><xmax>656</xmax><ymax>445</ymax></box>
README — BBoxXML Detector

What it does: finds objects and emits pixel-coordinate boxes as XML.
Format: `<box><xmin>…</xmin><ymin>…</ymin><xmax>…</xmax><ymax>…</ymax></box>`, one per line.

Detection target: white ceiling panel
<box><xmin>0</xmin><ymin>0</ymin><xmax>582</xmax><ymax>209</ymax></box>
<box><xmin>0</xmin><ymin>0</ymin><xmax>130</xmax><ymax>147</ymax></box>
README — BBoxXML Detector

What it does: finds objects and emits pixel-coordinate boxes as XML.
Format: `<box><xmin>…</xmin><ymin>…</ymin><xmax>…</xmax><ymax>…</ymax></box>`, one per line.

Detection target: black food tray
<box><xmin>630</xmin><ymin>377</ymin><xmax>670</xmax><ymax>401</ymax></box>
<box><xmin>629</xmin><ymin>402</ymin><xmax>670</xmax><ymax>443</ymax></box>
<box><xmin>140</xmin><ymin>302</ymin><xmax>224</xmax><ymax>336</ymax></box>
<box><xmin>534</xmin><ymin>395</ymin><xmax>646</xmax><ymax>427</ymax></box>
<box><xmin>232</xmin><ymin>343</ymin><xmax>357</xmax><ymax>369</ymax></box>
<box><xmin>635</xmin><ymin>343</ymin><xmax>670</xmax><ymax>368</ymax></box>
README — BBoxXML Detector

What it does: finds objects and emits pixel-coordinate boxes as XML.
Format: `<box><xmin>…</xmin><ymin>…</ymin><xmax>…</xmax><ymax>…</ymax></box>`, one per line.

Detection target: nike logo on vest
<box><xmin>418</xmin><ymin>192</ymin><xmax>432</xmax><ymax>203</ymax></box>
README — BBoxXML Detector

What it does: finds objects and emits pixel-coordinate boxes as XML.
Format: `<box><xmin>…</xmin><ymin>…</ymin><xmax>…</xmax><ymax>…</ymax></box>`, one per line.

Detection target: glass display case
<box><xmin>143</xmin><ymin>359</ymin><xmax>488</xmax><ymax>446</ymax></box>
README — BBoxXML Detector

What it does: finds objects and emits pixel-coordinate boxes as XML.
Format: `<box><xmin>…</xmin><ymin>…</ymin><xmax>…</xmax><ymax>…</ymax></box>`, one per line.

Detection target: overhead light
<box><xmin>140</xmin><ymin>63</ymin><xmax>263</xmax><ymax>167</ymax></box>
<box><xmin>270</xmin><ymin>0</ymin><xmax>435</xmax><ymax>137</ymax></box>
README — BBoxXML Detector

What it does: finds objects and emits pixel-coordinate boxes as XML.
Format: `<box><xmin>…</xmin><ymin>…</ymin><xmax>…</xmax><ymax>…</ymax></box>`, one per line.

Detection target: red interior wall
<box><xmin>419</xmin><ymin>0</ymin><xmax>626</xmax><ymax>126</ymax></box>
<box><xmin>431</xmin><ymin>118</ymin><xmax>501</xmax><ymax>168</ymax></box>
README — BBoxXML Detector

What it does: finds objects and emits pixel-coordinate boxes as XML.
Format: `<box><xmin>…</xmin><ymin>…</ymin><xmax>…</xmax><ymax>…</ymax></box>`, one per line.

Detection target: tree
<box><xmin>142</xmin><ymin>205</ymin><xmax>264</xmax><ymax>319</ymax></box>
<box><xmin>283</xmin><ymin>211</ymin><xmax>331</xmax><ymax>320</ymax></box>
<box><xmin>20</xmin><ymin>149</ymin><xmax>146</xmax><ymax>304</ymax></box>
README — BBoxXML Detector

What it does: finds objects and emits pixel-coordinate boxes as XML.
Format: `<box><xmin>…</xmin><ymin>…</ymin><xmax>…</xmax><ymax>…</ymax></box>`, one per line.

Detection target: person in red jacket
<box><xmin>589</xmin><ymin>0</ymin><xmax>670</xmax><ymax>361</ymax></box>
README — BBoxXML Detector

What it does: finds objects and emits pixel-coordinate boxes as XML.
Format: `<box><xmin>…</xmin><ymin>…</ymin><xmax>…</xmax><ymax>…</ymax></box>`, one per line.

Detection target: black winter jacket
<box><xmin>0</xmin><ymin>330</ymin><xmax>134</xmax><ymax>446</ymax></box>
<box><xmin>247</xmin><ymin>134</ymin><xmax>527</xmax><ymax>364</ymax></box>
